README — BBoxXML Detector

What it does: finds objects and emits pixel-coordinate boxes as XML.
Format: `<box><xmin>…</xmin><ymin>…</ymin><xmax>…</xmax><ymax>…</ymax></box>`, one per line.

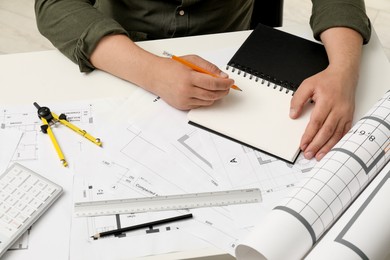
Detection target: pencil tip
<box><xmin>162</xmin><ymin>51</ymin><xmax>173</xmax><ymax>58</ymax></box>
<box><xmin>232</xmin><ymin>85</ymin><xmax>243</xmax><ymax>91</ymax></box>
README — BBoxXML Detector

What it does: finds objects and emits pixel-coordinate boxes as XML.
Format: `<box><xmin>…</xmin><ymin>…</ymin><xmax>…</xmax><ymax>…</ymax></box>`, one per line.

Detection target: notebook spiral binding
<box><xmin>226</xmin><ymin>64</ymin><xmax>296</xmax><ymax>95</ymax></box>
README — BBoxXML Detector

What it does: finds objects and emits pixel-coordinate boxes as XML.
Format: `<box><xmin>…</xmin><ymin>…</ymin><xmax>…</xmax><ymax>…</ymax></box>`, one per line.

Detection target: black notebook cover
<box><xmin>228</xmin><ymin>23</ymin><xmax>329</xmax><ymax>91</ymax></box>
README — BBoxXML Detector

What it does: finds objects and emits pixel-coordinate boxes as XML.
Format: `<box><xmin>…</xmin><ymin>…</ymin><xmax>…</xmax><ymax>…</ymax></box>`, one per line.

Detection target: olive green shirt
<box><xmin>35</xmin><ymin>0</ymin><xmax>371</xmax><ymax>72</ymax></box>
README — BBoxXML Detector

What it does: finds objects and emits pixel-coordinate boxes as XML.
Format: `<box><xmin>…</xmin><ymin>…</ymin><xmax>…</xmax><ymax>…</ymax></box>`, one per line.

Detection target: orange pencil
<box><xmin>163</xmin><ymin>51</ymin><xmax>242</xmax><ymax>91</ymax></box>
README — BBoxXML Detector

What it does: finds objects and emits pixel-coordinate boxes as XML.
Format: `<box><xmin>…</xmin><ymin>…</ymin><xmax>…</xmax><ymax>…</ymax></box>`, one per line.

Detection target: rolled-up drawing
<box><xmin>235</xmin><ymin>90</ymin><xmax>390</xmax><ymax>260</ymax></box>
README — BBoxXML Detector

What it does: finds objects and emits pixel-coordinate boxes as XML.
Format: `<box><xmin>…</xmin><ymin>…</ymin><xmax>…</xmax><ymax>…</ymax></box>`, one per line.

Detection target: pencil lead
<box><xmin>162</xmin><ymin>51</ymin><xmax>173</xmax><ymax>58</ymax></box>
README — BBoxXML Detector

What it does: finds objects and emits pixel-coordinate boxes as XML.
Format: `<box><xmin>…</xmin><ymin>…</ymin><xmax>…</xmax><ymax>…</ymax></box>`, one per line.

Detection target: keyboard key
<box><xmin>15</xmin><ymin>213</ymin><xmax>28</xmax><ymax>224</ymax></box>
<box><xmin>5</xmin><ymin>196</ymin><xmax>17</xmax><ymax>206</ymax></box>
<box><xmin>0</xmin><ymin>204</ymin><xmax>10</xmax><ymax>214</ymax></box>
<box><xmin>15</xmin><ymin>201</ymin><xmax>26</xmax><ymax>212</ymax></box>
<box><xmin>3</xmin><ymin>185</ymin><xmax>16</xmax><ymax>195</ymax></box>
<box><xmin>1</xmin><ymin>215</ymin><xmax>12</xmax><ymax>224</ymax></box>
<box><xmin>20</xmin><ymin>183</ymin><xmax>32</xmax><ymax>192</ymax></box>
<box><xmin>0</xmin><ymin>221</ymin><xmax>15</xmax><ymax>238</ymax></box>
<box><xmin>37</xmin><ymin>192</ymin><xmax>50</xmax><ymax>202</ymax></box>
<box><xmin>0</xmin><ymin>193</ymin><xmax>8</xmax><ymax>202</ymax></box>
<box><xmin>23</xmin><ymin>206</ymin><xmax>35</xmax><ymax>216</ymax></box>
<box><xmin>19</xmin><ymin>194</ymin><xmax>33</xmax><ymax>204</ymax></box>
<box><xmin>29</xmin><ymin>199</ymin><xmax>43</xmax><ymax>209</ymax></box>
<box><xmin>11</xmin><ymin>175</ymin><xmax>28</xmax><ymax>187</ymax></box>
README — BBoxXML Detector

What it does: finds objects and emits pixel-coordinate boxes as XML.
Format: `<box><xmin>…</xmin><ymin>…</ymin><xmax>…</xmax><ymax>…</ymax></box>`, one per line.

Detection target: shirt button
<box><xmin>178</xmin><ymin>10</ymin><xmax>185</xmax><ymax>16</ymax></box>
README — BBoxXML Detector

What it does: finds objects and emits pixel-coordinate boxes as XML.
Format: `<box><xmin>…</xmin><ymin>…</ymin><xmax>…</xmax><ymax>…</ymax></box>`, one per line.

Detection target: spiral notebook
<box><xmin>187</xmin><ymin>24</ymin><xmax>329</xmax><ymax>163</ymax></box>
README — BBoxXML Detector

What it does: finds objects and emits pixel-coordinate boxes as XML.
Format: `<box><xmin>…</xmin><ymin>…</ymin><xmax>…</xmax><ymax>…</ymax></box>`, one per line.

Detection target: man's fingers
<box><xmin>290</xmin><ymin>80</ymin><xmax>314</xmax><ymax>119</ymax></box>
<box><xmin>190</xmin><ymin>84</ymin><xmax>230</xmax><ymax>101</ymax></box>
<box><xmin>313</xmin><ymin>120</ymin><xmax>352</xmax><ymax>160</ymax></box>
<box><xmin>190</xmin><ymin>71</ymin><xmax>234</xmax><ymax>91</ymax></box>
<box><xmin>300</xmin><ymin>100</ymin><xmax>331</xmax><ymax>154</ymax></box>
<box><xmin>181</xmin><ymin>55</ymin><xmax>225</xmax><ymax>77</ymax></box>
<box><xmin>302</xmin><ymin>108</ymin><xmax>350</xmax><ymax>160</ymax></box>
<box><xmin>187</xmin><ymin>98</ymin><xmax>215</xmax><ymax>109</ymax></box>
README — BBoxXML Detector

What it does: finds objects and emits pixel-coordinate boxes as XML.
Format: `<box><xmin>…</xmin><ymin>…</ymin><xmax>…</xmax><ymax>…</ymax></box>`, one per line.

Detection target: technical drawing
<box><xmin>277</xmin><ymin>92</ymin><xmax>390</xmax><ymax>242</ymax></box>
<box><xmin>0</xmin><ymin>104</ymin><xmax>96</xmax><ymax>163</ymax></box>
<box><xmin>0</xmin><ymin>103</ymin><xmax>97</xmax><ymax>252</ymax></box>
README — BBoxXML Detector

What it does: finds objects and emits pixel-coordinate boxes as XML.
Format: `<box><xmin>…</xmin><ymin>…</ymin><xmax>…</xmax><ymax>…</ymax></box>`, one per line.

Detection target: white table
<box><xmin>0</xmin><ymin>25</ymin><xmax>389</xmax><ymax>260</ymax></box>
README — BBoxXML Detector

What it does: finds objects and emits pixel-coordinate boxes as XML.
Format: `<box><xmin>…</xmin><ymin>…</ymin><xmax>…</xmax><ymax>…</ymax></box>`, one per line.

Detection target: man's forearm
<box><xmin>320</xmin><ymin>27</ymin><xmax>363</xmax><ymax>85</ymax></box>
<box><xmin>90</xmin><ymin>34</ymin><xmax>160</xmax><ymax>91</ymax></box>
<box><xmin>89</xmin><ymin>34</ymin><xmax>234</xmax><ymax>111</ymax></box>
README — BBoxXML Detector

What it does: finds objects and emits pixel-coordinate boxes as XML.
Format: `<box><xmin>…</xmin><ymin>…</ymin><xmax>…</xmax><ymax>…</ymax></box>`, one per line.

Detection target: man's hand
<box><xmin>148</xmin><ymin>55</ymin><xmax>234</xmax><ymax>110</ymax></box>
<box><xmin>290</xmin><ymin>66</ymin><xmax>356</xmax><ymax>161</ymax></box>
<box><xmin>290</xmin><ymin>27</ymin><xmax>363</xmax><ymax>161</ymax></box>
<box><xmin>90</xmin><ymin>35</ymin><xmax>234</xmax><ymax>110</ymax></box>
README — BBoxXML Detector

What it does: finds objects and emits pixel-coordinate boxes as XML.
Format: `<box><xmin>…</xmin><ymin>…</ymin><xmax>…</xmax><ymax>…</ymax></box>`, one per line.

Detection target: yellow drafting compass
<box><xmin>33</xmin><ymin>102</ymin><xmax>102</xmax><ymax>167</ymax></box>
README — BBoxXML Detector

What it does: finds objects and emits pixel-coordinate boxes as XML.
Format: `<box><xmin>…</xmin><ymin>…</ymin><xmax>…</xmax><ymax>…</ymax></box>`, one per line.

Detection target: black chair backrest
<box><xmin>250</xmin><ymin>0</ymin><xmax>284</xmax><ymax>28</ymax></box>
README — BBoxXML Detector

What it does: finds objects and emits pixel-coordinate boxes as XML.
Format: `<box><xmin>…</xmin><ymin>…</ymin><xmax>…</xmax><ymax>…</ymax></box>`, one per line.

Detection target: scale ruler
<box><xmin>74</xmin><ymin>188</ymin><xmax>262</xmax><ymax>217</ymax></box>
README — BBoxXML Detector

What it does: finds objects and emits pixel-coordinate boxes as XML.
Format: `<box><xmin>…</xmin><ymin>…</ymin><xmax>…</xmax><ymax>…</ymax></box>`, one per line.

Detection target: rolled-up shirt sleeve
<box><xmin>310</xmin><ymin>0</ymin><xmax>371</xmax><ymax>44</ymax></box>
<box><xmin>35</xmin><ymin>0</ymin><xmax>128</xmax><ymax>72</ymax></box>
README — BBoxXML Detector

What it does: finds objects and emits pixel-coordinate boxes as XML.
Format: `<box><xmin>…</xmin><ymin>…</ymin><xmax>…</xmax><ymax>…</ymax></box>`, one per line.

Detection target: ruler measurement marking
<box><xmin>74</xmin><ymin>188</ymin><xmax>262</xmax><ymax>217</ymax></box>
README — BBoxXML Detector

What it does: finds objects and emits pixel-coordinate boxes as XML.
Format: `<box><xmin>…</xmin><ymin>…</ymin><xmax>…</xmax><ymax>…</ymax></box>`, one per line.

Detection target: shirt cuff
<box><xmin>74</xmin><ymin>18</ymin><xmax>128</xmax><ymax>72</ymax></box>
<box><xmin>310</xmin><ymin>3</ymin><xmax>371</xmax><ymax>44</ymax></box>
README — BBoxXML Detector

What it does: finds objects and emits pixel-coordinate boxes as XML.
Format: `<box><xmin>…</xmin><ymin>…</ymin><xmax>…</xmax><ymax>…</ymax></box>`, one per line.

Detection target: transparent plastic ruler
<box><xmin>74</xmin><ymin>188</ymin><xmax>262</xmax><ymax>217</ymax></box>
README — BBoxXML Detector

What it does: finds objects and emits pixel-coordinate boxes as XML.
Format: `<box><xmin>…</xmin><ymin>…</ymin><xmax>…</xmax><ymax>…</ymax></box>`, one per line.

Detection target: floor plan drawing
<box><xmin>0</xmin><ymin>103</ymin><xmax>96</xmax><ymax>163</ymax></box>
<box><xmin>0</xmin><ymin>102</ymin><xmax>97</xmax><ymax>252</ymax></box>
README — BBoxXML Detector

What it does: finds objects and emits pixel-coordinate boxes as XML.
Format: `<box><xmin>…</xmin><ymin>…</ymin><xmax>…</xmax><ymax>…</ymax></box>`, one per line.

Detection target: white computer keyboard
<box><xmin>0</xmin><ymin>163</ymin><xmax>63</xmax><ymax>257</ymax></box>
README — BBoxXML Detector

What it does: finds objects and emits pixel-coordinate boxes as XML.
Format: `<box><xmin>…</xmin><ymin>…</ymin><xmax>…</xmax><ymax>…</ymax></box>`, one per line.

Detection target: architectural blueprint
<box><xmin>68</xmin><ymin>88</ymin><xmax>320</xmax><ymax>258</ymax></box>
<box><xmin>0</xmin><ymin>102</ymin><xmax>97</xmax><ymax>253</ymax></box>
<box><xmin>0</xmin><ymin>102</ymin><xmax>96</xmax><ymax>164</ymax></box>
